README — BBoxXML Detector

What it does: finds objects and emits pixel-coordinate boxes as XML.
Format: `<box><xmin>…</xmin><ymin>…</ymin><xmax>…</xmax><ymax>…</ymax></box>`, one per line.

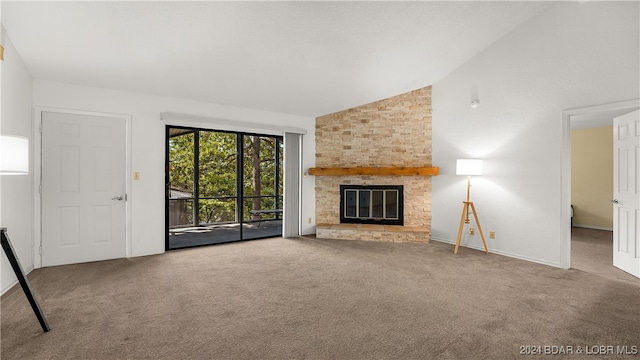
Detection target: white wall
<box><xmin>431</xmin><ymin>1</ymin><xmax>639</xmax><ymax>267</ymax></box>
<box><xmin>1</xmin><ymin>27</ymin><xmax>35</xmax><ymax>292</ymax></box>
<box><xmin>31</xmin><ymin>80</ymin><xmax>315</xmax><ymax>261</ymax></box>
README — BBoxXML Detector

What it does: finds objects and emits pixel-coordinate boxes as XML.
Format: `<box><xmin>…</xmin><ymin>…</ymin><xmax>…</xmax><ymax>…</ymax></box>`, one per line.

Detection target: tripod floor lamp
<box><xmin>454</xmin><ymin>159</ymin><xmax>488</xmax><ymax>255</ymax></box>
<box><xmin>0</xmin><ymin>135</ymin><xmax>50</xmax><ymax>332</ymax></box>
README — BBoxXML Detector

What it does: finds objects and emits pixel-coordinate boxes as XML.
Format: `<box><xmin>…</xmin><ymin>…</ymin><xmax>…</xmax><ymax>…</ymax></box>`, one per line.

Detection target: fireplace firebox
<box><xmin>339</xmin><ymin>185</ymin><xmax>404</xmax><ymax>225</ymax></box>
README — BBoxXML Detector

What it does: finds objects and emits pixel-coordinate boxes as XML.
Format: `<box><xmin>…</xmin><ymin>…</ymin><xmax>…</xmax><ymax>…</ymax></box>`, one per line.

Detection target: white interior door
<box><xmin>42</xmin><ymin>112</ymin><xmax>126</xmax><ymax>267</ymax></box>
<box><xmin>612</xmin><ymin>109</ymin><xmax>640</xmax><ymax>278</ymax></box>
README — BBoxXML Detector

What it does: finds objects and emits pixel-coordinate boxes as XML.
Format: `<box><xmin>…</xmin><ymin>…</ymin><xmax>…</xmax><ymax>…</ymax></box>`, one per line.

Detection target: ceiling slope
<box><xmin>2</xmin><ymin>1</ymin><xmax>552</xmax><ymax>117</ymax></box>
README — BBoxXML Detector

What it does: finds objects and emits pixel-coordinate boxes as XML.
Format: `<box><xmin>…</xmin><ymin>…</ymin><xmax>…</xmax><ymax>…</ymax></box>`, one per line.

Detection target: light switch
<box><xmin>133</xmin><ymin>171</ymin><xmax>140</xmax><ymax>180</ymax></box>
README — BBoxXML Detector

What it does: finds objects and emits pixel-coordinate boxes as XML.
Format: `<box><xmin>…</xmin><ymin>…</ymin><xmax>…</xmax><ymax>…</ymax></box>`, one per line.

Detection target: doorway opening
<box><xmin>562</xmin><ymin>99</ymin><xmax>640</xmax><ymax>276</ymax></box>
<box><xmin>165</xmin><ymin>126</ymin><xmax>284</xmax><ymax>250</ymax></box>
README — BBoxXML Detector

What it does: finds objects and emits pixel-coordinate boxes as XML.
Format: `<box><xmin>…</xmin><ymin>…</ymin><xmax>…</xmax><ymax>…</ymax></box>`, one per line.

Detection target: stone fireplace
<box><xmin>313</xmin><ymin>86</ymin><xmax>435</xmax><ymax>243</ymax></box>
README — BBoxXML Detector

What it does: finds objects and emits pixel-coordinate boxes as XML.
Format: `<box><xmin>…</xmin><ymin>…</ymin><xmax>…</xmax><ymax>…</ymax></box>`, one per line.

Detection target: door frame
<box><xmin>33</xmin><ymin>107</ymin><xmax>132</xmax><ymax>269</ymax></box>
<box><xmin>561</xmin><ymin>99</ymin><xmax>640</xmax><ymax>270</ymax></box>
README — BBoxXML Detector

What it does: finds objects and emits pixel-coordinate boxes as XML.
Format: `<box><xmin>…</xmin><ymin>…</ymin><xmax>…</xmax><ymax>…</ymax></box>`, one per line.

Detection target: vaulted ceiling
<box><xmin>2</xmin><ymin>1</ymin><xmax>552</xmax><ymax>117</ymax></box>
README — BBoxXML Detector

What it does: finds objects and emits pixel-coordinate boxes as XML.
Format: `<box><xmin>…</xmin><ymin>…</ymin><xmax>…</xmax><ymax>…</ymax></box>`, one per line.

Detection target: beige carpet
<box><xmin>2</xmin><ymin>236</ymin><xmax>639</xmax><ymax>359</ymax></box>
<box><xmin>571</xmin><ymin>227</ymin><xmax>638</xmax><ymax>283</ymax></box>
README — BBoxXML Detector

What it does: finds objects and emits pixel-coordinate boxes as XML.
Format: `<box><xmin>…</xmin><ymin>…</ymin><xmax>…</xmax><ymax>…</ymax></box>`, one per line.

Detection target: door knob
<box><xmin>611</xmin><ymin>199</ymin><xmax>619</xmax><ymax>204</ymax></box>
<box><xmin>112</xmin><ymin>196</ymin><xmax>124</xmax><ymax>201</ymax></box>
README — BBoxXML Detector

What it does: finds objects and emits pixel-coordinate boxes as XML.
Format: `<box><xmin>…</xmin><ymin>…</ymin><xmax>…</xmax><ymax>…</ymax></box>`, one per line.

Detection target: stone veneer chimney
<box><xmin>314</xmin><ymin>86</ymin><xmax>433</xmax><ymax>242</ymax></box>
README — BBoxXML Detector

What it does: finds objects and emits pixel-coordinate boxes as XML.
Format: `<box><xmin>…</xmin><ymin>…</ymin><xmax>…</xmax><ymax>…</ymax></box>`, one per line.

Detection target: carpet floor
<box><xmin>1</xmin><ymin>233</ymin><xmax>638</xmax><ymax>359</ymax></box>
<box><xmin>570</xmin><ymin>227</ymin><xmax>637</xmax><ymax>283</ymax></box>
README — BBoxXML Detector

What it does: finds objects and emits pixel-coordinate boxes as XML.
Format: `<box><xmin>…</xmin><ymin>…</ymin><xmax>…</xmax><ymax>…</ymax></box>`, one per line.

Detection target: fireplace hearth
<box><xmin>340</xmin><ymin>185</ymin><xmax>404</xmax><ymax>226</ymax></box>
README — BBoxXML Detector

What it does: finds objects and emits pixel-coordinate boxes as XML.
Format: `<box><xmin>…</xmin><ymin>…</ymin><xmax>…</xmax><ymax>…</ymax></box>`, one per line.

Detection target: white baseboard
<box><xmin>1</xmin><ymin>264</ymin><xmax>34</xmax><ymax>296</ymax></box>
<box><xmin>430</xmin><ymin>237</ymin><xmax>564</xmax><ymax>269</ymax></box>
<box><xmin>573</xmin><ymin>224</ymin><xmax>613</xmax><ymax>231</ymax></box>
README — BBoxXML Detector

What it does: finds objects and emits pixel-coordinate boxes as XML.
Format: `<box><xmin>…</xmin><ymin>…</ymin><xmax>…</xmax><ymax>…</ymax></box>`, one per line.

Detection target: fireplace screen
<box><xmin>340</xmin><ymin>185</ymin><xmax>403</xmax><ymax>225</ymax></box>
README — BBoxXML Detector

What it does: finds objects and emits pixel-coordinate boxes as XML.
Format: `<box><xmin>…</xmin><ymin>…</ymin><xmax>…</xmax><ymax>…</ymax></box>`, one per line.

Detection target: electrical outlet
<box><xmin>308</xmin><ymin>217</ymin><xmax>312</xmax><ymax>224</ymax></box>
<box><xmin>469</xmin><ymin>228</ymin><xmax>475</xmax><ymax>236</ymax></box>
<box><xmin>489</xmin><ymin>231</ymin><xmax>496</xmax><ymax>239</ymax></box>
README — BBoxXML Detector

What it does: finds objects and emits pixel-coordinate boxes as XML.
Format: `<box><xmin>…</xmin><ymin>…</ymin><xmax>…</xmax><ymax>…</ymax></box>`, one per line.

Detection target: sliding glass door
<box><xmin>166</xmin><ymin>126</ymin><xmax>283</xmax><ymax>250</ymax></box>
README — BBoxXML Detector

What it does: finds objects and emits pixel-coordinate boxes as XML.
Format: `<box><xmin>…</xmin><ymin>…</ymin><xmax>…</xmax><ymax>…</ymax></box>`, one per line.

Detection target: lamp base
<box><xmin>454</xmin><ymin>201</ymin><xmax>489</xmax><ymax>255</ymax></box>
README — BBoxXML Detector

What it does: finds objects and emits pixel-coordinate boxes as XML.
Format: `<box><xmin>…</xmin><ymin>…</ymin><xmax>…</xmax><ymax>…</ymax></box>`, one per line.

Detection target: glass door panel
<box><xmin>242</xmin><ymin>135</ymin><xmax>283</xmax><ymax>240</ymax></box>
<box><xmin>168</xmin><ymin>129</ymin><xmax>204</xmax><ymax>249</ymax></box>
<box><xmin>168</xmin><ymin>131</ymin><xmax>195</xmax><ymax>228</ymax></box>
<box><xmin>168</xmin><ymin>128</ymin><xmax>241</xmax><ymax>249</ymax></box>
<box><xmin>194</xmin><ymin>130</ymin><xmax>240</xmax><ymax>245</ymax></box>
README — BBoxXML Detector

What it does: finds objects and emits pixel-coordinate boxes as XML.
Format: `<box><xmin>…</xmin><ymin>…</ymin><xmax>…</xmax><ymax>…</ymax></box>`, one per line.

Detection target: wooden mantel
<box><xmin>308</xmin><ymin>166</ymin><xmax>439</xmax><ymax>176</ymax></box>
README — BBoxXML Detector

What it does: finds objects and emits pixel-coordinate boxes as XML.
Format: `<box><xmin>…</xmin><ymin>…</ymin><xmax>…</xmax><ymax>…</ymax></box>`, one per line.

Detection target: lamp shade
<box><xmin>456</xmin><ymin>159</ymin><xmax>483</xmax><ymax>176</ymax></box>
<box><xmin>0</xmin><ymin>135</ymin><xmax>29</xmax><ymax>175</ymax></box>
